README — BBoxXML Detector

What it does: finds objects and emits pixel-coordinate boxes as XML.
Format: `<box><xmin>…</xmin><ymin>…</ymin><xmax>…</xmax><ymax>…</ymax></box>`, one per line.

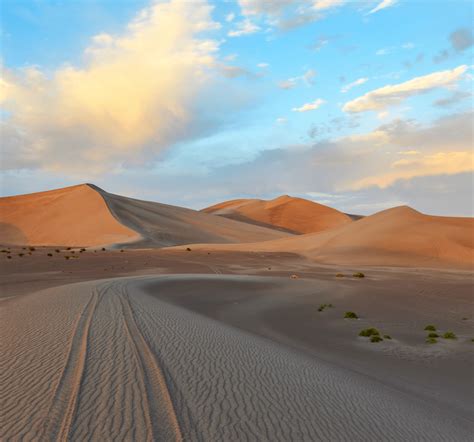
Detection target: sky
<box><xmin>0</xmin><ymin>0</ymin><xmax>473</xmax><ymax>216</ymax></box>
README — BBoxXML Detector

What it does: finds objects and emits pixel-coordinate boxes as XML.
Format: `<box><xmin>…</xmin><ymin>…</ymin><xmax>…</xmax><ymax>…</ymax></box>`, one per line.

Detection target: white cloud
<box><xmin>340</xmin><ymin>77</ymin><xmax>368</xmax><ymax>93</ymax></box>
<box><xmin>343</xmin><ymin>65</ymin><xmax>468</xmax><ymax>113</ymax></box>
<box><xmin>276</xmin><ymin>117</ymin><xmax>287</xmax><ymax>124</ymax></box>
<box><xmin>292</xmin><ymin>98</ymin><xmax>325</xmax><ymax>112</ymax></box>
<box><xmin>257</xmin><ymin>62</ymin><xmax>269</xmax><ymax>68</ymax></box>
<box><xmin>312</xmin><ymin>0</ymin><xmax>345</xmax><ymax>10</ymax></box>
<box><xmin>278</xmin><ymin>68</ymin><xmax>316</xmax><ymax>89</ymax></box>
<box><xmin>228</xmin><ymin>19</ymin><xmax>261</xmax><ymax>37</ymax></box>
<box><xmin>368</xmin><ymin>0</ymin><xmax>397</xmax><ymax>15</ymax></box>
<box><xmin>225</xmin><ymin>12</ymin><xmax>235</xmax><ymax>22</ymax></box>
<box><xmin>0</xmin><ymin>0</ymin><xmax>228</xmax><ymax>174</ymax></box>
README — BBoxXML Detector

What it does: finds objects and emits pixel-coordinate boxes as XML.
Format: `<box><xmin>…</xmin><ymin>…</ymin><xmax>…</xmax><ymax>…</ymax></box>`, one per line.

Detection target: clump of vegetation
<box><xmin>18</xmin><ymin>253</ymin><xmax>24</xmax><ymax>257</ymax></box>
<box><xmin>383</xmin><ymin>334</ymin><xmax>392</xmax><ymax>340</ymax></box>
<box><xmin>7</xmin><ymin>255</ymin><xmax>12</xmax><ymax>259</ymax></box>
<box><xmin>424</xmin><ymin>325</ymin><xmax>436</xmax><ymax>331</ymax></box>
<box><xmin>426</xmin><ymin>337</ymin><xmax>438</xmax><ymax>344</ymax></box>
<box><xmin>101</xmin><ymin>248</ymin><xmax>106</xmax><ymax>251</ymax></box>
<box><xmin>427</xmin><ymin>332</ymin><xmax>439</xmax><ymax>338</ymax></box>
<box><xmin>442</xmin><ymin>331</ymin><xmax>457</xmax><ymax>340</ymax></box>
<box><xmin>55</xmin><ymin>249</ymin><xmax>60</xmax><ymax>253</ymax></box>
<box><xmin>353</xmin><ymin>272</ymin><xmax>365</xmax><ymax>278</ymax></box>
<box><xmin>67</xmin><ymin>247</ymin><xmax>71</xmax><ymax>250</ymax></box>
<box><xmin>370</xmin><ymin>335</ymin><xmax>383</xmax><ymax>343</ymax></box>
<box><xmin>462</xmin><ymin>317</ymin><xmax>468</xmax><ymax>321</ymax></box>
<box><xmin>344</xmin><ymin>311</ymin><xmax>358</xmax><ymax>319</ymax></box>
<box><xmin>64</xmin><ymin>256</ymin><xmax>71</xmax><ymax>260</ymax></box>
<box><xmin>290</xmin><ymin>274</ymin><xmax>299</xmax><ymax>279</ymax></box>
<box><xmin>359</xmin><ymin>327</ymin><xmax>380</xmax><ymax>337</ymax></box>
<box><xmin>186</xmin><ymin>247</ymin><xmax>192</xmax><ymax>252</ymax></box>
<box><xmin>28</xmin><ymin>247</ymin><xmax>35</xmax><ymax>251</ymax></box>
<box><xmin>1</xmin><ymin>249</ymin><xmax>9</xmax><ymax>253</ymax></box>
<box><xmin>318</xmin><ymin>303</ymin><xmax>334</xmax><ymax>312</ymax></box>
<box><xmin>47</xmin><ymin>253</ymin><xmax>53</xmax><ymax>257</ymax></box>
<box><xmin>120</xmin><ymin>249</ymin><xmax>124</xmax><ymax>253</ymax></box>
<box><xmin>71</xmin><ymin>250</ymin><xmax>75</xmax><ymax>254</ymax></box>
<box><xmin>80</xmin><ymin>248</ymin><xmax>86</xmax><ymax>252</ymax></box>
<box><xmin>336</xmin><ymin>273</ymin><xmax>344</xmax><ymax>277</ymax></box>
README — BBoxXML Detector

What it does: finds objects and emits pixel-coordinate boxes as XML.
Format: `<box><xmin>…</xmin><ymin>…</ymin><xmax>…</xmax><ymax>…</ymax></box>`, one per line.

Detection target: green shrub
<box><xmin>427</xmin><ymin>332</ymin><xmax>439</xmax><ymax>338</ymax></box>
<box><xmin>426</xmin><ymin>337</ymin><xmax>437</xmax><ymax>344</ymax></box>
<box><xmin>353</xmin><ymin>272</ymin><xmax>365</xmax><ymax>278</ymax></box>
<box><xmin>318</xmin><ymin>303</ymin><xmax>334</xmax><ymax>312</ymax></box>
<box><xmin>424</xmin><ymin>325</ymin><xmax>436</xmax><ymax>331</ymax></box>
<box><xmin>344</xmin><ymin>311</ymin><xmax>358</xmax><ymax>319</ymax></box>
<box><xmin>359</xmin><ymin>327</ymin><xmax>379</xmax><ymax>337</ymax></box>
<box><xmin>383</xmin><ymin>334</ymin><xmax>392</xmax><ymax>340</ymax></box>
<box><xmin>336</xmin><ymin>273</ymin><xmax>344</xmax><ymax>277</ymax></box>
<box><xmin>370</xmin><ymin>335</ymin><xmax>383</xmax><ymax>343</ymax></box>
<box><xmin>442</xmin><ymin>331</ymin><xmax>457</xmax><ymax>340</ymax></box>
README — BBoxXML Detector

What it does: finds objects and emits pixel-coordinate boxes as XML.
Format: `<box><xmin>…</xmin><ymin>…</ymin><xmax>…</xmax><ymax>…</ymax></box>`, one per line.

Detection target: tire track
<box><xmin>39</xmin><ymin>287</ymin><xmax>100</xmax><ymax>441</ymax></box>
<box><xmin>118</xmin><ymin>283</ymin><xmax>183</xmax><ymax>442</ymax></box>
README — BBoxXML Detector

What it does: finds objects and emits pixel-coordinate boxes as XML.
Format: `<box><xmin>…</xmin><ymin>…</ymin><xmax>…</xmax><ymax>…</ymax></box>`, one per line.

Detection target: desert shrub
<box><xmin>426</xmin><ymin>337</ymin><xmax>438</xmax><ymax>344</ymax></box>
<box><xmin>427</xmin><ymin>332</ymin><xmax>439</xmax><ymax>338</ymax></box>
<box><xmin>71</xmin><ymin>250</ymin><xmax>75</xmax><ymax>254</ymax></box>
<box><xmin>67</xmin><ymin>247</ymin><xmax>71</xmax><ymax>250</ymax></box>
<box><xmin>28</xmin><ymin>247</ymin><xmax>35</xmax><ymax>251</ymax></box>
<box><xmin>442</xmin><ymin>331</ymin><xmax>457</xmax><ymax>340</ymax></box>
<box><xmin>7</xmin><ymin>255</ymin><xmax>12</xmax><ymax>259</ymax></box>
<box><xmin>1</xmin><ymin>249</ymin><xmax>8</xmax><ymax>253</ymax></box>
<box><xmin>18</xmin><ymin>253</ymin><xmax>24</xmax><ymax>257</ymax></box>
<box><xmin>462</xmin><ymin>317</ymin><xmax>468</xmax><ymax>320</ymax></box>
<box><xmin>383</xmin><ymin>334</ymin><xmax>392</xmax><ymax>340</ymax></box>
<box><xmin>47</xmin><ymin>253</ymin><xmax>53</xmax><ymax>257</ymax></box>
<box><xmin>318</xmin><ymin>303</ymin><xmax>334</xmax><ymax>312</ymax></box>
<box><xmin>64</xmin><ymin>256</ymin><xmax>70</xmax><ymax>260</ymax></box>
<box><xmin>186</xmin><ymin>247</ymin><xmax>192</xmax><ymax>252</ymax></box>
<box><xmin>290</xmin><ymin>274</ymin><xmax>299</xmax><ymax>279</ymax></box>
<box><xmin>370</xmin><ymin>335</ymin><xmax>383</xmax><ymax>343</ymax></box>
<box><xmin>80</xmin><ymin>248</ymin><xmax>86</xmax><ymax>252</ymax></box>
<box><xmin>424</xmin><ymin>325</ymin><xmax>436</xmax><ymax>331</ymax></box>
<box><xmin>359</xmin><ymin>327</ymin><xmax>380</xmax><ymax>337</ymax></box>
<box><xmin>471</xmin><ymin>338</ymin><xmax>474</xmax><ymax>342</ymax></box>
<box><xmin>28</xmin><ymin>252</ymin><xmax>32</xmax><ymax>255</ymax></box>
<box><xmin>120</xmin><ymin>249</ymin><xmax>124</xmax><ymax>252</ymax></box>
<box><xmin>353</xmin><ymin>272</ymin><xmax>365</xmax><ymax>278</ymax></box>
<box><xmin>336</xmin><ymin>273</ymin><xmax>344</xmax><ymax>277</ymax></box>
<box><xmin>102</xmin><ymin>248</ymin><xmax>106</xmax><ymax>251</ymax></box>
<box><xmin>344</xmin><ymin>311</ymin><xmax>358</xmax><ymax>319</ymax></box>
<box><xmin>55</xmin><ymin>249</ymin><xmax>60</xmax><ymax>253</ymax></box>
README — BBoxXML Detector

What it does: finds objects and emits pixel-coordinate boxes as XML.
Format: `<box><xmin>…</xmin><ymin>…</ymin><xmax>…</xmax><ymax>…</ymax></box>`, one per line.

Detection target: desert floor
<box><xmin>1</xmin><ymin>247</ymin><xmax>473</xmax><ymax>440</ymax></box>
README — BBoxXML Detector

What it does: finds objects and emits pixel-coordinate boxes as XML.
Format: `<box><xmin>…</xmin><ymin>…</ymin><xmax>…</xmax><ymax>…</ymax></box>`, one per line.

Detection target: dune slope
<box><xmin>176</xmin><ymin>206</ymin><xmax>474</xmax><ymax>269</ymax></box>
<box><xmin>202</xmin><ymin>195</ymin><xmax>352</xmax><ymax>234</ymax></box>
<box><xmin>0</xmin><ymin>184</ymin><xmax>290</xmax><ymax>247</ymax></box>
<box><xmin>0</xmin><ymin>184</ymin><xmax>138</xmax><ymax>247</ymax></box>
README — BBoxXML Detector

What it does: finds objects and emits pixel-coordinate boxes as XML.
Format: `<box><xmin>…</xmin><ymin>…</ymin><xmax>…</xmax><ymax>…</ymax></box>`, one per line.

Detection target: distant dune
<box><xmin>202</xmin><ymin>195</ymin><xmax>352</xmax><ymax>234</ymax></box>
<box><xmin>0</xmin><ymin>184</ymin><xmax>290</xmax><ymax>247</ymax></box>
<box><xmin>176</xmin><ymin>206</ymin><xmax>474</xmax><ymax>269</ymax></box>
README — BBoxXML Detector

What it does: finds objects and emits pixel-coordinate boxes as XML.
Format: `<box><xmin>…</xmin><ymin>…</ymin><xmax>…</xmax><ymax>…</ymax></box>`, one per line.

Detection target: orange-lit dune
<box><xmin>178</xmin><ymin>206</ymin><xmax>474</xmax><ymax>269</ymax></box>
<box><xmin>0</xmin><ymin>184</ymin><xmax>139</xmax><ymax>247</ymax></box>
<box><xmin>0</xmin><ymin>184</ymin><xmax>290</xmax><ymax>247</ymax></box>
<box><xmin>202</xmin><ymin>195</ymin><xmax>352</xmax><ymax>234</ymax></box>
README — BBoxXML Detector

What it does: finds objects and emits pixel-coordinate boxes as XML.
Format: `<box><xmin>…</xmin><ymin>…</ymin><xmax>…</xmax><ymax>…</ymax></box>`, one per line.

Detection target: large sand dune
<box><xmin>2</xmin><ymin>275</ymin><xmax>472</xmax><ymax>441</ymax></box>
<box><xmin>176</xmin><ymin>206</ymin><xmax>474</xmax><ymax>269</ymax></box>
<box><xmin>0</xmin><ymin>184</ymin><xmax>289</xmax><ymax>247</ymax></box>
<box><xmin>202</xmin><ymin>195</ymin><xmax>352</xmax><ymax>234</ymax></box>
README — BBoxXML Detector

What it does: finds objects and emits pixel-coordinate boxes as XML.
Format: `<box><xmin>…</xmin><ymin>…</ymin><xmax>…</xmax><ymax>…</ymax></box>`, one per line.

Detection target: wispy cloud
<box><xmin>278</xmin><ymin>69</ymin><xmax>317</xmax><ymax>89</ymax></box>
<box><xmin>368</xmin><ymin>0</ymin><xmax>398</xmax><ymax>15</ymax></box>
<box><xmin>341</xmin><ymin>77</ymin><xmax>368</xmax><ymax>93</ymax></box>
<box><xmin>292</xmin><ymin>98</ymin><xmax>325</xmax><ymax>112</ymax></box>
<box><xmin>343</xmin><ymin>65</ymin><xmax>468</xmax><ymax>113</ymax></box>
<box><xmin>228</xmin><ymin>18</ymin><xmax>261</xmax><ymax>37</ymax></box>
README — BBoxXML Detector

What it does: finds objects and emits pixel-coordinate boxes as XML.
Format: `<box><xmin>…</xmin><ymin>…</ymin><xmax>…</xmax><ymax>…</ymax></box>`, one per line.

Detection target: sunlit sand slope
<box><xmin>203</xmin><ymin>195</ymin><xmax>352</xmax><ymax>234</ymax></box>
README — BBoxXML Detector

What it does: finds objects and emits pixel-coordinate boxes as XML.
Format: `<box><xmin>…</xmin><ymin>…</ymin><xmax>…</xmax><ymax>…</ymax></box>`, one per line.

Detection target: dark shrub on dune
<box><xmin>428</xmin><ymin>332</ymin><xmax>439</xmax><ymax>338</ymax></box>
<box><xmin>370</xmin><ymin>336</ymin><xmax>383</xmax><ymax>343</ymax></box>
<box><xmin>359</xmin><ymin>328</ymin><xmax>379</xmax><ymax>337</ymax></box>
<box><xmin>344</xmin><ymin>311</ymin><xmax>358</xmax><ymax>319</ymax></box>
<box><xmin>353</xmin><ymin>272</ymin><xmax>365</xmax><ymax>278</ymax></box>
<box><xmin>442</xmin><ymin>331</ymin><xmax>457</xmax><ymax>340</ymax></box>
<box><xmin>424</xmin><ymin>325</ymin><xmax>436</xmax><ymax>331</ymax></box>
<box><xmin>426</xmin><ymin>337</ymin><xmax>438</xmax><ymax>344</ymax></box>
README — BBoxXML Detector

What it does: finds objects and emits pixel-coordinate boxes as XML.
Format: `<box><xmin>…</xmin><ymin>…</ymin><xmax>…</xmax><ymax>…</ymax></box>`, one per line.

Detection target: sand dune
<box><xmin>202</xmin><ymin>195</ymin><xmax>352</xmax><ymax>234</ymax></box>
<box><xmin>175</xmin><ymin>206</ymin><xmax>474</xmax><ymax>269</ymax></box>
<box><xmin>0</xmin><ymin>184</ymin><xmax>289</xmax><ymax>247</ymax></box>
<box><xmin>0</xmin><ymin>184</ymin><xmax>138</xmax><ymax>247</ymax></box>
<box><xmin>2</xmin><ymin>275</ymin><xmax>472</xmax><ymax>441</ymax></box>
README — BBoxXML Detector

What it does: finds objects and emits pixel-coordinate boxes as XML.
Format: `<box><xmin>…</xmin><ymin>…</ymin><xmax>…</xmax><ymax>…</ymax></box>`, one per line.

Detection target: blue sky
<box><xmin>1</xmin><ymin>0</ymin><xmax>473</xmax><ymax>215</ymax></box>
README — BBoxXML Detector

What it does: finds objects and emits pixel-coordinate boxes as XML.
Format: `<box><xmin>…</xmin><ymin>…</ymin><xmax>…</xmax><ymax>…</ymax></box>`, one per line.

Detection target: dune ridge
<box><xmin>174</xmin><ymin>206</ymin><xmax>474</xmax><ymax>269</ymax></box>
<box><xmin>202</xmin><ymin>195</ymin><xmax>352</xmax><ymax>234</ymax></box>
<box><xmin>0</xmin><ymin>184</ymin><xmax>290</xmax><ymax>247</ymax></box>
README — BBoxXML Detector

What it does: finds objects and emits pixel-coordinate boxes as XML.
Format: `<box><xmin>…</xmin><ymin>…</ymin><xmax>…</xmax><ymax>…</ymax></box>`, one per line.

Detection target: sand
<box><xmin>202</xmin><ymin>195</ymin><xmax>352</xmax><ymax>234</ymax></box>
<box><xmin>2</xmin><ymin>269</ymin><xmax>473</xmax><ymax>440</ymax></box>
<box><xmin>0</xmin><ymin>184</ymin><xmax>139</xmax><ymax>247</ymax></box>
<box><xmin>176</xmin><ymin>206</ymin><xmax>474</xmax><ymax>269</ymax></box>
<box><xmin>0</xmin><ymin>184</ymin><xmax>290</xmax><ymax>248</ymax></box>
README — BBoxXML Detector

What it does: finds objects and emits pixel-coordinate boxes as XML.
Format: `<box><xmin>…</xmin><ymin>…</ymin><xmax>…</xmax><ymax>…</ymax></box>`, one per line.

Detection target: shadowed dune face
<box><xmin>174</xmin><ymin>206</ymin><xmax>474</xmax><ymax>269</ymax></box>
<box><xmin>202</xmin><ymin>195</ymin><xmax>352</xmax><ymax>234</ymax></box>
<box><xmin>0</xmin><ymin>184</ymin><xmax>290</xmax><ymax>248</ymax></box>
<box><xmin>0</xmin><ymin>184</ymin><xmax>139</xmax><ymax>247</ymax></box>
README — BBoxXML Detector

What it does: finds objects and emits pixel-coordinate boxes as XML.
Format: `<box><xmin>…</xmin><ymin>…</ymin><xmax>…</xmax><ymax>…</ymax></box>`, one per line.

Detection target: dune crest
<box><xmin>177</xmin><ymin>205</ymin><xmax>474</xmax><ymax>269</ymax></box>
<box><xmin>0</xmin><ymin>184</ymin><xmax>290</xmax><ymax>247</ymax></box>
<box><xmin>202</xmin><ymin>195</ymin><xmax>352</xmax><ymax>234</ymax></box>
